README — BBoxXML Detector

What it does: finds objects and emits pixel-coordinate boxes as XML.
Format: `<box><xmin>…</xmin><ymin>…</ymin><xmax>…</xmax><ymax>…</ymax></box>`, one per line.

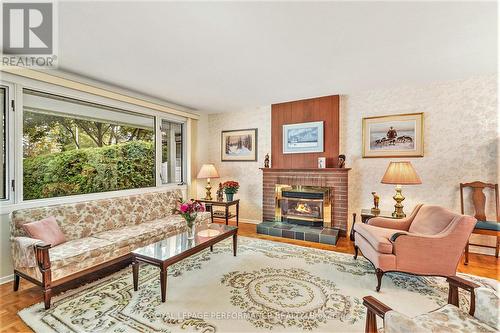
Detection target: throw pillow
<box><xmin>22</xmin><ymin>216</ymin><xmax>66</xmax><ymax>246</ymax></box>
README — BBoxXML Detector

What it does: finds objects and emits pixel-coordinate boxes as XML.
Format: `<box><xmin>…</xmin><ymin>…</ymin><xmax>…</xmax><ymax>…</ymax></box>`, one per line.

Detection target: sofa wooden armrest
<box><xmin>35</xmin><ymin>244</ymin><xmax>52</xmax><ymax>309</ymax></box>
<box><xmin>447</xmin><ymin>275</ymin><xmax>480</xmax><ymax>315</ymax></box>
<box><xmin>362</xmin><ymin>296</ymin><xmax>392</xmax><ymax>333</ymax></box>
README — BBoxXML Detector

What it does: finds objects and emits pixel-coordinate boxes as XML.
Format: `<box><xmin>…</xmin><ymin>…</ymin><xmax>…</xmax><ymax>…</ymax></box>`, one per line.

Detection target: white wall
<box><xmin>0</xmin><ymin>213</ymin><xmax>11</xmax><ymax>283</ymax></box>
<box><xmin>190</xmin><ymin>113</ymin><xmax>209</xmax><ymax>198</ymax></box>
<box><xmin>195</xmin><ymin>107</ymin><xmax>271</xmax><ymax>222</ymax></box>
<box><xmin>199</xmin><ymin>75</ymin><xmax>498</xmax><ymax>251</ymax></box>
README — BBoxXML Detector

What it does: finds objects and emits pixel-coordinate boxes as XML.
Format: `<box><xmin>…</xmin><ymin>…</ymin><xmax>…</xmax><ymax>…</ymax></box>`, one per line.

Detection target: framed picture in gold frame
<box><xmin>362</xmin><ymin>112</ymin><xmax>424</xmax><ymax>158</ymax></box>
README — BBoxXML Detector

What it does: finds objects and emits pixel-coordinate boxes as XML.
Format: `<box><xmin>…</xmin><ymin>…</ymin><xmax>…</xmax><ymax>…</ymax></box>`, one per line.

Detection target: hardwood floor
<box><xmin>1</xmin><ymin>220</ymin><xmax>498</xmax><ymax>332</ymax></box>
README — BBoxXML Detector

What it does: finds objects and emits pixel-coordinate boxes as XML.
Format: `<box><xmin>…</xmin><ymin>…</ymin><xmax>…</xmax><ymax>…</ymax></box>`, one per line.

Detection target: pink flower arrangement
<box><xmin>173</xmin><ymin>199</ymin><xmax>205</xmax><ymax>227</ymax></box>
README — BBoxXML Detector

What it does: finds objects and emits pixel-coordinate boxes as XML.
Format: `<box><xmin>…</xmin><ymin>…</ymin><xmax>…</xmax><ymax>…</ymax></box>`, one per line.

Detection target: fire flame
<box><xmin>295</xmin><ymin>203</ymin><xmax>312</xmax><ymax>214</ymax></box>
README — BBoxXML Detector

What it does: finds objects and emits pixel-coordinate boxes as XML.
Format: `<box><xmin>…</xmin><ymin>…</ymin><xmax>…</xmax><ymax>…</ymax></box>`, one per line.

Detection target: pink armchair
<box><xmin>353</xmin><ymin>204</ymin><xmax>476</xmax><ymax>291</ymax></box>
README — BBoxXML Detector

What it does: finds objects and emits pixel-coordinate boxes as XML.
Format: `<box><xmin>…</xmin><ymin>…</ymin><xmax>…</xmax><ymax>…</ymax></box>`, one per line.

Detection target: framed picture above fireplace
<box><xmin>283</xmin><ymin>121</ymin><xmax>324</xmax><ymax>154</ymax></box>
<box><xmin>221</xmin><ymin>128</ymin><xmax>258</xmax><ymax>161</ymax></box>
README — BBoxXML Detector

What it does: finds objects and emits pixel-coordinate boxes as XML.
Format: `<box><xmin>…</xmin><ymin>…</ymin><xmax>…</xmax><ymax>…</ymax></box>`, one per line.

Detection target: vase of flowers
<box><xmin>222</xmin><ymin>181</ymin><xmax>239</xmax><ymax>202</ymax></box>
<box><xmin>173</xmin><ymin>199</ymin><xmax>205</xmax><ymax>239</ymax></box>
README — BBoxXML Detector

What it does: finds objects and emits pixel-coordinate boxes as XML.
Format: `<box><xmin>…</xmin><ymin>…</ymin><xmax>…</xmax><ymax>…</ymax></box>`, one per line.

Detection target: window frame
<box><xmin>158</xmin><ymin>117</ymin><xmax>186</xmax><ymax>186</ymax></box>
<box><xmin>0</xmin><ymin>83</ymin><xmax>15</xmax><ymax>204</ymax></box>
<box><xmin>22</xmin><ymin>89</ymin><xmax>158</xmax><ymax>201</ymax></box>
<box><xmin>0</xmin><ymin>76</ymin><xmax>189</xmax><ymax>212</ymax></box>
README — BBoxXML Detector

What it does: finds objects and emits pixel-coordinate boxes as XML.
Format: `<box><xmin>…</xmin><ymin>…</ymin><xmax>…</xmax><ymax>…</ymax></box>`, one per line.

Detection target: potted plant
<box><xmin>173</xmin><ymin>199</ymin><xmax>205</xmax><ymax>239</ymax></box>
<box><xmin>222</xmin><ymin>181</ymin><xmax>239</xmax><ymax>202</ymax></box>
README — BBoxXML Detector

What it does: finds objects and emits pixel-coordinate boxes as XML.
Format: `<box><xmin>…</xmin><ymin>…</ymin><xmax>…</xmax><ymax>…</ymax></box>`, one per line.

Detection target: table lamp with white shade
<box><xmin>197</xmin><ymin>164</ymin><xmax>219</xmax><ymax>201</ymax></box>
<box><xmin>381</xmin><ymin>161</ymin><xmax>422</xmax><ymax>218</ymax></box>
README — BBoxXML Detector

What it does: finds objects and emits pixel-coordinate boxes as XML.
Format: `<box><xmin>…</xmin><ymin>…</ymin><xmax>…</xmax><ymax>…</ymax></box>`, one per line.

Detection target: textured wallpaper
<box><xmin>199</xmin><ymin>107</ymin><xmax>271</xmax><ymax>222</ymax></box>
<box><xmin>341</xmin><ymin>75</ymin><xmax>498</xmax><ymax>252</ymax></box>
<box><xmin>200</xmin><ymin>75</ymin><xmax>498</xmax><ymax>251</ymax></box>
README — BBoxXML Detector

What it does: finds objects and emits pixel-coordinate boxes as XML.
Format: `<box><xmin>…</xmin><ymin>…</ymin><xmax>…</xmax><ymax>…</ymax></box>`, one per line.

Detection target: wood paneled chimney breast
<box><xmin>261</xmin><ymin>95</ymin><xmax>348</xmax><ymax>236</ymax></box>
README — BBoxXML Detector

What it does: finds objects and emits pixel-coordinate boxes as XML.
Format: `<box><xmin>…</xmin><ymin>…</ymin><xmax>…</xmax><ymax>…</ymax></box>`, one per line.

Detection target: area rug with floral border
<box><xmin>19</xmin><ymin>236</ymin><xmax>498</xmax><ymax>333</ymax></box>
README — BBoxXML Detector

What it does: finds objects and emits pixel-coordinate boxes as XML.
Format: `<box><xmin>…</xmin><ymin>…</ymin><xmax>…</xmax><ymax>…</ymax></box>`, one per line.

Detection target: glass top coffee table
<box><xmin>131</xmin><ymin>223</ymin><xmax>237</xmax><ymax>302</ymax></box>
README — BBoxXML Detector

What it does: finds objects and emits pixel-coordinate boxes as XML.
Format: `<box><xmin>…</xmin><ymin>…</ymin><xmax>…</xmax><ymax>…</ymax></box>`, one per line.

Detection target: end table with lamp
<box><xmin>350</xmin><ymin>161</ymin><xmax>421</xmax><ymax>241</ymax></box>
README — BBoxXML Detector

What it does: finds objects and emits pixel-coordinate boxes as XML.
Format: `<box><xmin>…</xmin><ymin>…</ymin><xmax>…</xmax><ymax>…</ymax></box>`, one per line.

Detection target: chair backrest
<box><xmin>460</xmin><ymin>181</ymin><xmax>499</xmax><ymax>222</ymax></box>
<box><xmin>408</xmin><ymin>205</ymin><xmax>461</xmax><ymax>235</ymax></box>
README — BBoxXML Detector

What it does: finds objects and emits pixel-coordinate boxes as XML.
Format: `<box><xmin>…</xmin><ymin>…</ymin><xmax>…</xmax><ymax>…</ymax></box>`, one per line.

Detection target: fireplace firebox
<box><xmin>275</xmin><ymin>185</ymin><xmax>331</xmax><ymax>228</ymax></box>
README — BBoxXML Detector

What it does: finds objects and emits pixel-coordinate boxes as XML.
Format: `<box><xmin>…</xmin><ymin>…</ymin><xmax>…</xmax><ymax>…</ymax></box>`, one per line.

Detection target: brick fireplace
<box><xmin>261</xmin><ymin>168</ymin><xmax>350</xmax><ymax>237</ymax></box>
<box><xmin>257</xmin><ymin>95</ymin><xmax>348</xmax><ymax>244</ymax></box>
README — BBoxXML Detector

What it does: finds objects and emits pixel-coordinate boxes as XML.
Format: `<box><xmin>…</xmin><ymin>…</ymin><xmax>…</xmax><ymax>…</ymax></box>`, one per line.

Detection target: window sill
<box><xmin>0</xmin><ymin>184</ymin><xmax>187</xmax><ymax>215</ymax></box>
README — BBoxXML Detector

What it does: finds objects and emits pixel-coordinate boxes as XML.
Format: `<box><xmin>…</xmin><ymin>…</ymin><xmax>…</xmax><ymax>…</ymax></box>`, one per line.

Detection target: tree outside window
<box><xmin>23</xmin><ymin>90</ymin><xmax>156</xmax><ymax>200</ymax></box>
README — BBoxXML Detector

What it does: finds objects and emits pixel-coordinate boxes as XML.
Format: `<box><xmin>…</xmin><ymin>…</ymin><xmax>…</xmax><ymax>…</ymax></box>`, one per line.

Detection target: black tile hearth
<box><xmin>304</xmin><ymin>232</ymin><xmax>319</xmax><ymax>242</ymax></box>
<box><xmin>256</xmin><ymin>221</ymin><xmax>339</xmax><ymax>245</ymax></box>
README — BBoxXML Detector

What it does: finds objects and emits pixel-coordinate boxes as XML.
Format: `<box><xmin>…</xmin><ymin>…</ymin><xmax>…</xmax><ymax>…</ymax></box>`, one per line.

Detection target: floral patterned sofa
<box><xmin>11</xmin><ymin>189</ymin><xmax>211</xmax><ymax>309</ymax></box>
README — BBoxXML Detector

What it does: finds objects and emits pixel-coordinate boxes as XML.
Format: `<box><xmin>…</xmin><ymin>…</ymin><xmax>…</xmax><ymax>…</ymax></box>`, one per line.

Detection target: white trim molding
<box><xmin>1</xmin><ymin>67</ymin><xmax>200</xmax><ymax>120</ymax></box>
<box><xmin>0</xmin><ymin>274</ymin><xmax>14</xmax><ymax>285</ymax></box>
<box><xmin>0</xmin><ymin>185</ymin><xmax>187</xmax><ymax>215</ymax></box>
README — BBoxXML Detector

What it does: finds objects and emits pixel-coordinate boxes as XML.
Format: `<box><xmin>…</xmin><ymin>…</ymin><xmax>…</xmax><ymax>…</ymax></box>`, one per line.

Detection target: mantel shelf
<box><xmin>260</xmin><ymin>168</ymin><xmax>351</xmax><ymax>172</ymax></box>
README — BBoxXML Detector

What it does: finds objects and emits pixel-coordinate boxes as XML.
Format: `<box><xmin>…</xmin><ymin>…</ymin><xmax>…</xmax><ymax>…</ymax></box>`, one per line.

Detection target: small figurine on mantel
<box><xmin>371</xmin><ymin>192</ymin><xmax>380</xmax><ymax>214</ymax></box>
<box><xmin>338</xmin><ymin>154</ymin><xmax>346</xmax><ymax>168</ymax></box>
<box><xmin>216</xmin><ymin>183</ymin><xmax>224</xmax><ymax>202</ymax></box>
<box><xmin>264</xmin><ymin>153</ymin><xmax>270</xmax><ymax>168</ymax></box>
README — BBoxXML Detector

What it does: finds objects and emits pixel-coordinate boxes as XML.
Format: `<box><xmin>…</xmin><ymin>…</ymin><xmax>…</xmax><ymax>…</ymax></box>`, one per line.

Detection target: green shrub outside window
<box><xmin>23</xmin><ymin>90</ymin><xmax>156</xmax><ymax>200</ymax></box>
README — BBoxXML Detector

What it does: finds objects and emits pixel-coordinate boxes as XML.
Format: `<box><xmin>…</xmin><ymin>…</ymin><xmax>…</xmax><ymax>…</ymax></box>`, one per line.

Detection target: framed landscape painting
<box><xmin>283</xmin><ymin>121</ymin><xmax>324</xmax><ymax>154</ymax></box>
<box><xmin>221</xmin><ymin>128</ymin><xmax>258</xmax><ymax>161</ymax></box>
<box><xmin>362</xmin><ymin>113</ymin><xmax>424</xmax><ymax>158</ymax></box>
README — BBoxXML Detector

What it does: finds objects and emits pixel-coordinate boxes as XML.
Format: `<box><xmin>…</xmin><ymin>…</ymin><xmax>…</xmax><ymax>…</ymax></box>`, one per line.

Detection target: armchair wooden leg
<box><xmin>354</xmin><ymin>245</ymin><xmax>359</xmax><ymax>260</ymax></box>
<box><xmin>350</xmin><ymin>213</ymin><xmax>357</xmax><ymax>241</ymax></box>
<box><xmin>43</xmin><ymin>288</ymin><xmax>52</xmax><ymax>310</ymax></box>
<box><xmin>13</xmin><ymin>272</ymin><xmax>20</xmax><ymax>292</ymax></box>
<box><xmin>375</xmin><ymin>269</ymin><xmax>384</xmax><ymax>292</ymax></box>
<box><xmin>464</xmin><ymin>242</ymin><xmax>469</xmax><ymax>265</ymax></box>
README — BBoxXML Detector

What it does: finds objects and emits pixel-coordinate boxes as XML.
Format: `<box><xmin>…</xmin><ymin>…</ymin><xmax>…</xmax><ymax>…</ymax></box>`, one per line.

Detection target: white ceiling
<box><xmin>58</xmin><ymin>1</ymin><xmax>497</xmax><ymax>113</ymax></box>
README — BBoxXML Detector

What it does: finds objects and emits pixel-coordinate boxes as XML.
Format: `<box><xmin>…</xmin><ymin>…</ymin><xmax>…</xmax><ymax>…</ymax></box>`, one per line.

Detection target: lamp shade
<box><xmin>197</xmin><ymin>164</ymin><xmax>219</xmax><ymax>179</ymax></box>
<box><xmin>381</xmin><ymin>162</ymin><xmax>421</xmax><ymax>185</ymax></box>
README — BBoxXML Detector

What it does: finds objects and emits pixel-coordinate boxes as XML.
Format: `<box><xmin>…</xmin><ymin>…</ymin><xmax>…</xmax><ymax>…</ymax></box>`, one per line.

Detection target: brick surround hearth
<box><xmin>261</xmin><ymin>168</ymin><xmax>350</xmax><ymax>236</ymax></box>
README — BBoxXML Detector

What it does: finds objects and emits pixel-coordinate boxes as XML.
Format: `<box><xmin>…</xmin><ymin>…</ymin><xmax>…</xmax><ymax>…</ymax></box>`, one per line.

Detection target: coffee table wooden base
<box><xmin>132</xmin><ymin>229</ymin><xmax>237</xmax><ymax>303</ymax></box>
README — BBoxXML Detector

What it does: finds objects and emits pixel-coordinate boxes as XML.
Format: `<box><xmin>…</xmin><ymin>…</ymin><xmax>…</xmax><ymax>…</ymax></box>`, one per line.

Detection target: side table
<box><xmin>197</xmin><ymin>199</ymin><xmax>240</xmax><ymax>226</ymax></box>
<box><xmin>350</xmin><ymin>209</ymin><xmax>401</xmax><ymax>241</ymax></box>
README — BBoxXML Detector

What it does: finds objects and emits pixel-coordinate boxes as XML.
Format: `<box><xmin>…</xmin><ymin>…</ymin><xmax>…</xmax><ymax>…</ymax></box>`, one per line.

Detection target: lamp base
<box><xmin>204</xmin><ymin>179</ymin><xmax>213</xmax><ymax>201</ymax></box>
<box><xmin>392</xmin><ymin>185</ymin><xmax>406</xmax><ymax>218</ymax></box>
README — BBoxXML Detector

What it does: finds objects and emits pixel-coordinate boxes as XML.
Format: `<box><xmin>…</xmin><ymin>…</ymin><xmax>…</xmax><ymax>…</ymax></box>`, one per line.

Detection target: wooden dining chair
<box><xmin>460</xmin><ymin>181</ymin><xmax>499</xmax><ymax>265</ymax></box>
